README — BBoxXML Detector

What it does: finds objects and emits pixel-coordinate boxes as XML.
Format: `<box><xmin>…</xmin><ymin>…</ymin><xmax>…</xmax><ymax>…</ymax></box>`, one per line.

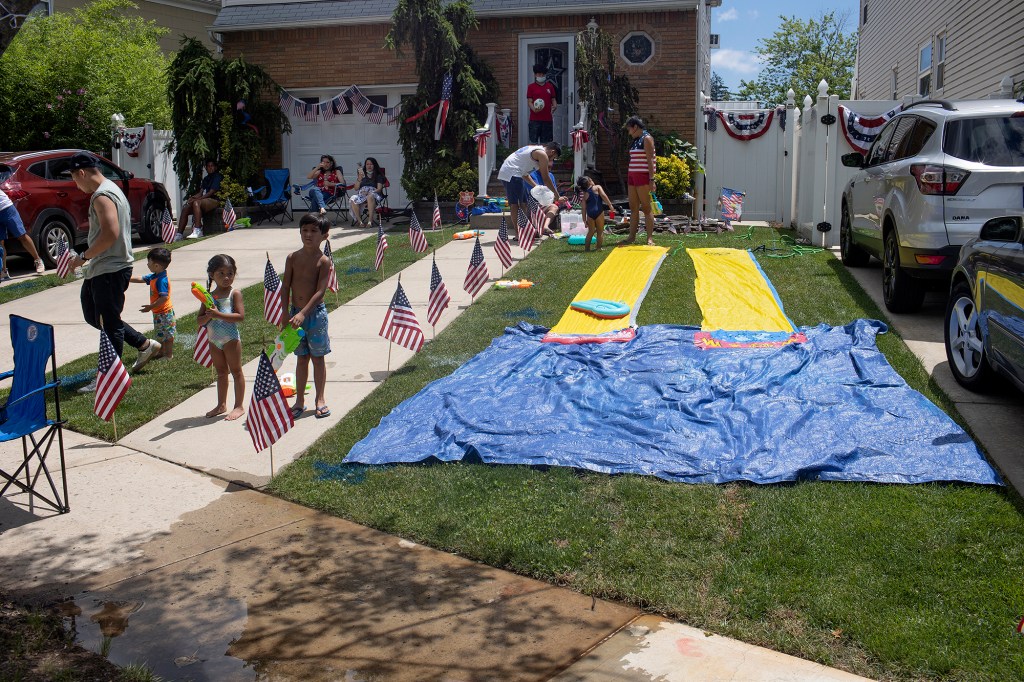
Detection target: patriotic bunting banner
<box><xmin>717</xmin><ymin>110</ymin><xmax>775</xmax><ymax>141</ymax></box>
<box><xmin>838</xmin><ymin>104</ymin><xmax>903</xmax><ymax>154</ymax></box>
<box><xmin>474</xmin><ymin>129</ymin><xmax>490</xmax><ymax>158</ymax></box>
<box><xmin>279</xmin><ymin>86</ymin><xmax>398</xmax><ymax>126</ymax></box>
<box><xmin>570</xmin><ymin>128</ymin><xmax>590</xmax><ymax>153</ymax></box>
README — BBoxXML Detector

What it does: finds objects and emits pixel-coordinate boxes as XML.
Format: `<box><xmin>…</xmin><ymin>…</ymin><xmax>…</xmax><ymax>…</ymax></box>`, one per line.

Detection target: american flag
<box><xmin>387</xmin><ymin>106</ymin><xmax>400</xmax><ymax>125</ymax></box>
<box><xmin>434</xmin><ymin>71</ymin><xmax>453</xmax><ymax>141</ymax></box>
<box><xmin>431</xmin><ymin>194</ymin><xmax>442</xmax><ymax>230</ymax></box>
<box><xmin>494</xmin><ymin>216</ymin><xmax>513</xmax><ymax>269</ymax></box>
<box><xmin>194</xmin><ymin>323</ymin><xmax>212</xmax><ymax>368</ymax></box>
<box><xmin>368</xmin><ymin>106</ymin><xmax>384</xmax><ymax>124</ymax></box>
<box><xmin>160</xmin><ymin>207</ymin><xmax>175</xmax><ymax>243</ymax></box>
<box><xmin>55</xmin><ymin>236</ymin><xmax>72</xmax><ymax>278</ymax></box>
<box><xmin>427</xmin><ymin>257</ymin><xmax>450</xmax><ymax>326</ymax></box>
<box><xmin>379</xmin><ymin>281</ymin><xmax>424</xmax><ymax>352</ymax></box>
<box><xmin>324</xmin><ymin>240</ymin><xmax>338</xmax><ymax>293</ymax></box>
<box><xmin>374</xmin><ymin>220</ymin><xmax>388</xmax><ymax>271</ymax></box>
<box><xmin>321</xmin><ymin>100</ymin><xmax>336</xmax><ymax>121</ymax></box>
<box><xmin>354</xmin><ymin>94</ymin><xmax>372</xmax><ymax>117</ymax></box>
<box><xmin>264</xmin><ymin>258</ymin><xmax>284</xmax><ymax>326</ymax></box>
<box><xmin>303</xmin><ymin>102</ymin><xmax>318</xmax><ymax>123</ymax></box>
<box><xmin>94</xmin><ymin>331</ymin><xmax>131</xmax><ymax>422</ymax></box>
<box><xmin>279</xmin><ymin>90</ymin><xmax>290</xmax><ymax>113</ymax></box>
<box><xmin>246</xmin><ymin>352</ymin><xmax>294</xmax><ymax>453</ymax></box>
<box><xmin>409</xmin><ymin>211</ymin><xmax>429</xmax><ymax>253</ymax></box>
<box><xmin>517</xmin><ymin>206</ymin><xmax>536</xmax><ymax>252</ymax></box>
<box><xmin>223</xmin><ymin>199</ymin><xmax>237</xmax><ymax>231</ymax></box>
<box><xmin>463</xmin><ymin>236</ymin><xmax>489</xmax><ymax>297</ymax></box>
<box><xmin>293</xmin><ymin>99</ymin><xmax>304</xmax><ymax>118</ymax></box>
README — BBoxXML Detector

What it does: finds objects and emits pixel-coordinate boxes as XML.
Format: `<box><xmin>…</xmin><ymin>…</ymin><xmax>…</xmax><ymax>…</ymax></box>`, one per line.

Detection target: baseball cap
<box><xmin>67</xmin><ymin>152</ymin><xmax>100</xmax><ymax>171</ymax></box>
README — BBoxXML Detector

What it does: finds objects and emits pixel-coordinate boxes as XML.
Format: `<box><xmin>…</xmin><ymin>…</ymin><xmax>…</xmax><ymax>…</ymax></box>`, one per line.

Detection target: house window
<box><xmin>918</xmin><ymin>40</ymin><xmax>932</xmax><ymax>96</ymax></box>
<box><xmin>891</xmin><ymin>67</ymin><xmax>898</xmax><ymax>99</ymax></box>
<box><xmin>862</xmin><ymin>1</ymin><xmax>868</xmax><ymax>25</ymax></box>
<box><xmin>621</xmin><ymin>32</ymin><xmax>654</xmax><ymax>66</ymax></box>
<box><xmin>935</xmin><ymin>33</ymin><xmax>946</xmax><ymax>91</ymax></box>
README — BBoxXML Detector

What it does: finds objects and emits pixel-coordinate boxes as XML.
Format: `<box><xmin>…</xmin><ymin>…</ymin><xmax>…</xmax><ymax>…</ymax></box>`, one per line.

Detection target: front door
<box><xmin>519</xmin><ymin>36</ymin><xmax>575</xmax><ymax>148</ymax></box>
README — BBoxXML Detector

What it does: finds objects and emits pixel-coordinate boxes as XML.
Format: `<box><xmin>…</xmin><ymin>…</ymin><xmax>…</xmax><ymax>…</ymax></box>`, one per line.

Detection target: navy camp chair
<box><xmin>0</xmin><ymin>315</ymin><xmax>69</xmax><ymax>514</ymax></box>
<box><xmin>249</xmin><ymin>169</ymin><xmax>293</xmax><ymax>225</ymax></box>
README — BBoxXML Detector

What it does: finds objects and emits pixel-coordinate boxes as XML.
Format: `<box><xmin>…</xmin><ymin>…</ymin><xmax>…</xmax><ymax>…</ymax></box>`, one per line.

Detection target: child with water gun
<box><xmin>129</xmin><ymin>247</ymin><xmax>175</xmax><ymax>369</ymax></box>
<box><xmin>197</xmin><ymin>254</ymin><xmax>246</xmax><ymax>421</ymax></box>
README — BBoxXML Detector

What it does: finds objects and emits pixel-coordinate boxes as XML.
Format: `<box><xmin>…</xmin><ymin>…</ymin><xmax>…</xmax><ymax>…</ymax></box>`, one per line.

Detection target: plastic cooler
<box><xmin>560</xmin><ymin>211</ymin><xmax>586</xmax><ymax>236</ymax></box>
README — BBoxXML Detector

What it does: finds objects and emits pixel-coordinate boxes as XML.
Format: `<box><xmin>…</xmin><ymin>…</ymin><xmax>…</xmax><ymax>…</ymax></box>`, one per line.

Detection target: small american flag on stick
<box><xmin>494</xmin><ymin>216</ymin><xmax>513</xmax><ymax>269</ymax></box>
<box><xmin>264</xmin><ymin>257</ymin><xmax>284</xmax><ymax>326</ymax></box>
<box><xmin>55</xmin><ymin>237</ymin><xmax>72</xmax><ymax>278</ymax></box>
<box><xmin>464</xmin><ymin>237</ymin><xmax>489</xmax><ymax>297</ymax></box>
<box><xmin>223</xmin><ymin>199</ymin><xmax>237</xmax><ymax>231</ymax></box>
<box><xmin>517</xmin><ymin>207</ymin><xmax>536</xmax><ymax>252</ymax></box>
<box><xmin>94</xmin><ymin>331</ymin><xmax>131</xmax><ymax>422</ymax></box>
<box><xmin>431</xmin><ymin>194</ymin><xmax>442</xmax><ymax>230</ymax></box>
<box><xmin>427</xmin><ymin>256</ymin><xmax>450</xmax><ymax>327</ymax></box>
<box><xmin>409</xmin><ymin>211</ymin><xmax>429</xmax><ymax>253</ymax></box>
<box><xmin>380</xmin><ymin>281</ymin><xmax>425</xmax><ymax>352</ymax></box>
<box><xmin>374</xmin><ymin>220</ymin><xmax>389</xmax><ymax>271</ymax></box>
<box><xmin>247</xmin><ymin>352</ymin><xmax>294</xmax><ymax>453</ymax></box>
<box><xmin>324</xmin><ymin>240</ymin><xmax>338</xmax><ymax>293</ymax></box>
<box><xmin>194</xmin><ymin>324</ymin><xmax>212</xmax><ymax>368</ymax></box>
<box><xmin>160</xmin><ymin>207</ymin><xmax>175</xmax><ymax>244</ymax></box>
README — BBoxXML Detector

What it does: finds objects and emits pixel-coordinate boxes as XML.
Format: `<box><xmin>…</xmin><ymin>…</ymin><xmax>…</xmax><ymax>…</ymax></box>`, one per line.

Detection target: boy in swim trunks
<box><xmin>130</xmin><ymin>247</ymin><xmax>175</xmax><ymax>368</ymax></box>
<box><xmin>281</xmin><ymin>214</ymin><xmax>333</xmax><ymax>419</ymax></box>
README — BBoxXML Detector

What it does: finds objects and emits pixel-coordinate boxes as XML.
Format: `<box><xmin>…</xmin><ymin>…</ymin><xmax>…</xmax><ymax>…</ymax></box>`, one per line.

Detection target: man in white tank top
<box><xmin>497</xmin><ymin>141</ymin><xmax>561</xmax><ymax>234</ymax></box>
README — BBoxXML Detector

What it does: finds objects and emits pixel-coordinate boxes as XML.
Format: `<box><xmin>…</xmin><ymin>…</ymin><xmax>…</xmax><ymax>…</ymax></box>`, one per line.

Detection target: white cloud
<box><xmin>711</xmin><ymin>48</ymin><xmax>761</xmax><ymax>75</ymax></box>
<box><xmin>717</xmin><ymin>7</ymin><xmax>739</xmax><ymax>21</ymax></box>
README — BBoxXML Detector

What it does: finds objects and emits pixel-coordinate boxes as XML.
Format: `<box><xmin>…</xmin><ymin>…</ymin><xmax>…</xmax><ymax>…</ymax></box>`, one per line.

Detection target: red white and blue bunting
<box><xmin>838</xmin><ymin>104</ymin><xmax>903</xmax><ymax>154</ymax></box>
<box><xmin>717</xmin><ymin>109</ymin><xmax>775</xmax><ymax>141</ymax></box>
<box><xmin>278</xmin><ymin>86</ymin><xmax>400</xmax><ymax>126</ymax></box>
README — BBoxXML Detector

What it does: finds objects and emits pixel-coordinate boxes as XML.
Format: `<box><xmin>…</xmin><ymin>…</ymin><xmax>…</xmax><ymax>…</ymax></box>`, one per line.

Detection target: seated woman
<box><xmin>306</xmin><ymin>155</ymin><xmax>346</xmax><ymax>215</ymax></box>
<box><xmin>349</xmin><ymin>157</ymin><xmax>385</xmax><ymax>227</ymax></box>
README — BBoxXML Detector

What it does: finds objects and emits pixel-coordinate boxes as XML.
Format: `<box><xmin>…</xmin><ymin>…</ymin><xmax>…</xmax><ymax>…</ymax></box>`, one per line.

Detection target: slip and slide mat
<box><xmin>342</xmin><ymin>247</ymin><xmax>999</xmax><ymax>486</ymax></box>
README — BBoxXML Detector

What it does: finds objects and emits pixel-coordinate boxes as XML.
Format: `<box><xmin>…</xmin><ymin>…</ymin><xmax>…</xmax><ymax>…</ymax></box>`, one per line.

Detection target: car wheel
<box><xmin>839</xmin><ymin>202</ymin><xmax>870</xmax><ymax>266</ymax></box>
<box><xmin>945</xmin><ymin>282</ymin><xmax>992</xmax><ymax>391</ymax></box>
<box><xmin>37</xmin><ymin>219</ymin><xmax>74</xmax><ymax>269</ymax></box>
<box><xmin>138</xmin><ymin>197</ymin><xmax>163</xmax><ymax>244</ymax></box>
<box><xmin>882</xmin><ymin>229</ymin><xmax>925</xmax><ymax>313</ymax></box>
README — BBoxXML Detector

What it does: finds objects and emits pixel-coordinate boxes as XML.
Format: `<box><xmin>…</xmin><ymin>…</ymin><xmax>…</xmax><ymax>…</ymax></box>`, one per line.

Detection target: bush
<box><xmin>654</xmin><ymin>155</ymin><xmax>691</xmax><ymax>201</ymax></box>
<box><xmin>402</xmin><ymin>161</ymin><xmax>477</xmax><ymax>202</ymax></box>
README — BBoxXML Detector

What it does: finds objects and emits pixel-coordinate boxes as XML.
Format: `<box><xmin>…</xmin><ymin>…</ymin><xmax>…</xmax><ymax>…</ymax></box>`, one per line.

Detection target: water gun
<box><xmin>453</xmin><ymin>229</ymin><xmax>485</xmax><ymax>240</ymax></box>
<box><xmin>266</xmin><ymin>324</ymin><xmax>306</xmax><ymax>371</ymax></box>
<box><xmin>494</xmin><ymin>279</ymin><xmax>535</xmax><ymax>289</ymax></box>
<box><xmin>570</xmin><ymin>298</ymin><xmax>630</xmax><ymax>319</ymax></box>
<box><xmin>191</xmin><ymin>282</ymin><xmax>215</xmax><ymax>309</ymax></box>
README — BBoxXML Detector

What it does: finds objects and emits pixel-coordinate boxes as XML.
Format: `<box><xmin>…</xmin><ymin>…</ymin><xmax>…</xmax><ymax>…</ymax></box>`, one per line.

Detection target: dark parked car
<box><xmin>0</xmin><ymin>149</ymin><xmax>172</xmax><ymax>267</ymax></box>
<box><xmin>945</xmin><ymin>216</ymin><xmax>1024</xmax><ymax>392</ymax></box>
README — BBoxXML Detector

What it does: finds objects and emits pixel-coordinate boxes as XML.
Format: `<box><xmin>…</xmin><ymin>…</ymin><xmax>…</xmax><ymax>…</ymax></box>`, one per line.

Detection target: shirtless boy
<box><xmin>281</xmin><ymin>214</ymin><xmax>333</xmax><ymax>418</ymax></box>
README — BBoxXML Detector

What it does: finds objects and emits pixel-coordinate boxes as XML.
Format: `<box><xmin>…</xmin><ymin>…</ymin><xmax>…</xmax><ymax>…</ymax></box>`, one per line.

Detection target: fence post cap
<box><xmin>817</xmin><ymin>80</ymin><xmax>829</xmax><ymax>96</ymax></box>
<box><xmin>803</xmin><ymin>94</ymin><xmax>813</xmax><ymax>109</ymax></box>
<box><xmin>786</xmin><ymin>89</ymin><xmax>796</xmax><ymax>106</ymax></box>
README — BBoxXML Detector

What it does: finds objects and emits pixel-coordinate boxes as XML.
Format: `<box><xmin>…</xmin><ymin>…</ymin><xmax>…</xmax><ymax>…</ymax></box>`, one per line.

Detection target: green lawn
<box><xmin>50</xmin><ymin>230</ymin><xmax>442</xmax><ymax>440</ymax></box>
<box><xmin>268</xmin><ymin>228</ymin><xmax>1024</xmax><ymax>681</ymax></box>
<box><xmin>0</xmin><ymin>233</ymin><xmax>215</xmax><ymax>306</ymax></box>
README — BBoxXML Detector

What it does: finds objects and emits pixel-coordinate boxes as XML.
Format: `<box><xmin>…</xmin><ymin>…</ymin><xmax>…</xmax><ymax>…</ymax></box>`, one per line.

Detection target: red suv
<box><xmin>0</xmin><ymin>149</ymin><xmax>172</xmax><ymax>267</ymax></box>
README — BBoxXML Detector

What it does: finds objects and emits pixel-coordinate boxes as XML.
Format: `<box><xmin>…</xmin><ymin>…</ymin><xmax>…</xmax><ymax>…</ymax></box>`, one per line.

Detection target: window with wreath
<box><xmin>621</xmin><ymin>32</ymin><xmax>654</xmax><ymax>66</ymax></box>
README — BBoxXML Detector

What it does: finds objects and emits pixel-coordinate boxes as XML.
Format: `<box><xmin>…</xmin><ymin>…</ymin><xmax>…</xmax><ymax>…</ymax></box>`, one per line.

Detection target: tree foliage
<box><xmin>737</xmin><ymin>11</ymin><xmax>857</xmax><ymax>106</ymax></box>
<box><xmin>386</xmin><ymin>0</ymin><xmax>498</xmax><ymax>201</ymax></box>
<box><xmin>0</xmin><ymin>0</ymin><xmax>170</xmax><ymax>151</ymax></box>
<box><xmin>575</xmin><ymin>26</ymin><xmax>640</xmax><ymax>190</ymax></box>
<box><xmin>166</xmin><ymin>37</ymin><xmax>290</xmax><ymax>197</ymax></box>
<box><xmin>710</xmin><ymin>71</ymin><xmax>731</xmax><ymax>101</ymax></box>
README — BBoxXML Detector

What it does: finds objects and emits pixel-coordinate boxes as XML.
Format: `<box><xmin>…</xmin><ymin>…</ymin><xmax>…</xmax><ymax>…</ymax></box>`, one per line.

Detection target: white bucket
<box><xmin>560</xmin><ymin>211</ymin><xmax>586</xmax><ymax>236</ymax></box>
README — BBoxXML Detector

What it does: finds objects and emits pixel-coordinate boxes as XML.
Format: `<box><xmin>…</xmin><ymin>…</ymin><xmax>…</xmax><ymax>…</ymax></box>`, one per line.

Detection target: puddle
<box><xmin>345</xmin><ymin>266</ymin><xmax>372</xmax><ymax>275</ymax></box>
<box><xmin>503</xmin><ymin>307</ymin><xmax>541</xmax><ymax>320</ymax></box>
<box><xmin>65</xmin><ymin>592</ymin><xmax>256</xmax><ymax>681</ymax></box>
<box><xmin>314</xmin><ymin>461</ymin><xmax>370</xmax><ymax>484</ymax></box>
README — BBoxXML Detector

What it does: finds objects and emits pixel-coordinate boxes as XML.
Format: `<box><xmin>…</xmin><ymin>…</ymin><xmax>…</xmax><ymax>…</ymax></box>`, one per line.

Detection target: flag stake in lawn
<box><xmin>494</xmin><ymin>214</ymin><xmax>513</xmax><ymax>276</ymax></box>
<box><xmin>247</xmin><ymin>351</ymin><xmax>294</xmax><ymax>479</ymax></box>
<box><xmin>463</xmin><ymin>236</ymin><xmax>489</xmax><ymax>304</ymax></box>
<box><xmin>380</xmin><ymin>274</ymin><xmax>425</xmax><ymax>372</ymax></box>
<box><xmin>374</xmin><ymin>216</ymin><xmax>389</xmax><ymax>283</ymax></box>
<box><xmin>427</xmin><ymin>250</ymin><xmax>450</xmax><ymax>340</ymax></box>
<box><xmin>324</xmin><ymin>239</ymin><xmax>339</xmax><ymax>303</ymax></box>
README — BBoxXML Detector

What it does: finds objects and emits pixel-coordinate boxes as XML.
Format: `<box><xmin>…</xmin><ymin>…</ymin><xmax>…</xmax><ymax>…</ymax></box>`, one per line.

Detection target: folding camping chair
<box><xmin>0</xmin><ymin>315</ymin><xmax>69</xmax><ymax>514</ymax></box>
<box><xmin>249</xmin><ymin>169</ymin><xmax>293</xmax><ymax>225</ymax></box>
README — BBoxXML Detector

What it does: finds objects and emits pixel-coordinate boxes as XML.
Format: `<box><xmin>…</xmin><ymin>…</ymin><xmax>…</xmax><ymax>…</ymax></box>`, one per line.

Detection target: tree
<box><xmin>0</xmin><ymin>0</ymin><xmax>171</xmax><ymax>151</ymax></box>
<box><xmin>386</xmin><ymin>0</ymin><xmax>498</xmax><ymax>201</ymax></box>
<box><xmin>737</xmin><ymin>11</ymin><xmax>857</xmax><ymax>106</ymax></box>
<box><xmin>0</xmin><ymin>0</ymin><xmax>39</xmax><ymax>57</ymax></box>
<box><xmin>709</xmin><ymin>71</ymin><xmax>731</xmax><ymax>101</ymax></box>
<box><xmin>166</xmin><ymin>37</ymin><xmax>290</xmax><ymax>200</ymax></box>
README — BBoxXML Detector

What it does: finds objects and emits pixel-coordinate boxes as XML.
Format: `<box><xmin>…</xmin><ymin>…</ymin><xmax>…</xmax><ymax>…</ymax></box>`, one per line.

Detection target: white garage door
<box><xmin>283</xmin><ymin>86</ymin><xmax>412</xmax><ymax>213</ymax></box>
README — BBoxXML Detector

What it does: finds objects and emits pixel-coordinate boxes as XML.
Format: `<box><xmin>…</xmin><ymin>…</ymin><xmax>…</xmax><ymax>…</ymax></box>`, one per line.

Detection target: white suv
<box><xmin>840</xmin><ymin>99</ymin><xmax>1024</xmax><ymax>312</ymax></box>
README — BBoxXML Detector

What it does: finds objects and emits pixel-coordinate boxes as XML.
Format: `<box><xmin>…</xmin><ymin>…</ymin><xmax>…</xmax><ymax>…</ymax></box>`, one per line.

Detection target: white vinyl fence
<box><xmin>111</xmin><ymin>123</ymin><xmax>182</xmax><ymax>218</ymax></box>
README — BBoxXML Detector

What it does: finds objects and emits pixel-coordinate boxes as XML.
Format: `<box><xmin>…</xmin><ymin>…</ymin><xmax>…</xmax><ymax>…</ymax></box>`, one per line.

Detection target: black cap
<box><xmin>532</xmin><ymin>64</ymin><xmax>548</xmax><ymax>75</ymax></box>
<box><xmin>68</xmin><ymin>152</ymin><xmax>100</xmax><ymax>171</ymax></box>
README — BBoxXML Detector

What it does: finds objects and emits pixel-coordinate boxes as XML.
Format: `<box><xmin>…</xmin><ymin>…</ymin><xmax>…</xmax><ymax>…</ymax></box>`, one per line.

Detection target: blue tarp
<box><xmin>346</xmin><ymin>321</ymin><xmax>1001</xmax><ymax>486</ymax></box>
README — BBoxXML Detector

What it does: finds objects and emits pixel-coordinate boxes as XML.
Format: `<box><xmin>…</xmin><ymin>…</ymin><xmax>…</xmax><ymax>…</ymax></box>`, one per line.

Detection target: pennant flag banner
<box><xmin>838</xmin><ymin>104</ymin><xmax>903</xmax><ymax>154</ymax></box>
<box><xmin>278</xmin><ymin>85</ymin><xmax>399</xmax><ymax>126</ymax></box>
<box><xmin>717</xmin><ymin>110</ymin><xmax>775</xmax><ymax>141</ymax></box>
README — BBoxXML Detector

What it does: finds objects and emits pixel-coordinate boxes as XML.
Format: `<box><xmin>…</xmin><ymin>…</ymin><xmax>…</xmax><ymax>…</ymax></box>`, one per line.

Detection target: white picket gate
<box><xmin>111</xmin><ymin>123</ymin><xmax>183</xmax><ymax>219</ymax></box>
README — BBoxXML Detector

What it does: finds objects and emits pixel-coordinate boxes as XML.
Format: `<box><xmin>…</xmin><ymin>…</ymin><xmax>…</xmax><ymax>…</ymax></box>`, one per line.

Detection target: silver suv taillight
<box><xmin>909</xmin><ymin>164</ymin><xmax>970</xmax><ymax>195</ymax></box>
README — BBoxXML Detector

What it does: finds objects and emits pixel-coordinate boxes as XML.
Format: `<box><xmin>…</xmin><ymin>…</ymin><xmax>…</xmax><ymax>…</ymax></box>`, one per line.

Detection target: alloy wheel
<box><xmin>947</xmin><ymin>295</ymin><xmax>985</xmax><ymax>379</ymax></box>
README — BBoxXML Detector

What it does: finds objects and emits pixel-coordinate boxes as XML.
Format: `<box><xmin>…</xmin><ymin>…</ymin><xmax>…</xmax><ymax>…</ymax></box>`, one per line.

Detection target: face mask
<box><xmin>535</xmin><ymin>77</ymin><xmax>546</xmax><ymax>84</ymax></box>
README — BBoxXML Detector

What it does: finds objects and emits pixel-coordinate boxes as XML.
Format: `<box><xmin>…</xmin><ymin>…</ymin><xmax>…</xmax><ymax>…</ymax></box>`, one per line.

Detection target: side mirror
<box><xmin>979</xmin><ymin>216</ymin><xmax>1023</xmax><ymax>242</ymax></box>
<box><xmin>127</xmin><ymin>171</ymin><xmax>135</xmax><ymax>180</ymax></box>
<box><xmin>841</xmin><ymin>152</ymin><xmax>866</xmax><ymax>168</ymax></box>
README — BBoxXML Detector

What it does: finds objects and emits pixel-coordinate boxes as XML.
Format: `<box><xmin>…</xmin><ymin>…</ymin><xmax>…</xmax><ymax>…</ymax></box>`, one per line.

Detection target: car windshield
<box><xmin>943</xmin><ymin>115</ymin><xmax>1024</xmax><ymax>166</ymax></box>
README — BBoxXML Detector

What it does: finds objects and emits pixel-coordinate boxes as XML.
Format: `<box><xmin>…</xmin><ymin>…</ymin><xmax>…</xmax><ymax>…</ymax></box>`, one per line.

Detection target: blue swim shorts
<box><xmin>503</xmin><ymin>176</ymin><xmax>531</xmax><ymax>205</ymax></box>
<box><xmin>0</xmin><ymin>205</ymin><xmax>27</xmax><ymax>240</ymax></box>
<box><xmin>292</xmin><ymin>303</ymin><xmax>331</xmax><ymax>357</ymax></box>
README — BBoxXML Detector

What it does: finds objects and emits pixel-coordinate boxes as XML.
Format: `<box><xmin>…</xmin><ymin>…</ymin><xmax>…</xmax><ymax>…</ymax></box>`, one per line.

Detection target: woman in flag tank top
<box><xmin>624</xmin><ymin>116</ymin><xmax>656</xmax><ymax>246</ymax></box>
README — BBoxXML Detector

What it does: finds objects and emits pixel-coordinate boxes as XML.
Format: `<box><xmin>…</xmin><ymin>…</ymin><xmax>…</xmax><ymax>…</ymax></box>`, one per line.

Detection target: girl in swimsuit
<box><xmin>197</xmin><ymin>254</ymin><xmax>246</xmax><ymax>420</ymax></box>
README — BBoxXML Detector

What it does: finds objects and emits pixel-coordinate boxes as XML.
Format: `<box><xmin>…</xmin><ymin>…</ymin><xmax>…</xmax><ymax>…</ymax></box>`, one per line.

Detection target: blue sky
<box><xmin>711</xmin><ymin>0</ymin><xmax>859</xmax><ymax>96</ymax></box>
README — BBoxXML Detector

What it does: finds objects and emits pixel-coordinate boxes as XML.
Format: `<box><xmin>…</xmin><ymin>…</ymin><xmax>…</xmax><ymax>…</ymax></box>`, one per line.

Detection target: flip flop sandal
<box><xmin>315</xmin><ymin>406</ymin><xmax>332</xmax><ymax>419</ymax></box>
<box><xmin>290</xmin><ymin>405</ymin><xmax>306</xmax><ymax>418</ymax></box>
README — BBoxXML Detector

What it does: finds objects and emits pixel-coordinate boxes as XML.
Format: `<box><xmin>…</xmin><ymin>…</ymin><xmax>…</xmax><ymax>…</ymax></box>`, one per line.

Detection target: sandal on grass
<box><xmin>315</xmin><ymin>405</ymin><xmax>331</xmax><ymax>419</ymax></box>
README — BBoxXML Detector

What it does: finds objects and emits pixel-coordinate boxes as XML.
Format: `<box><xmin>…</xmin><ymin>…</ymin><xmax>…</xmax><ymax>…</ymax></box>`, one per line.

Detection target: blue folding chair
<box><xmin>248</xmin><ymin>169</ymin><xmax>293</xmax><ymax>225</ymax></box>
<box><xmin>0</xmin><ymin>315</ymin><xmax>69</xmax><ymax>514</ymax></box>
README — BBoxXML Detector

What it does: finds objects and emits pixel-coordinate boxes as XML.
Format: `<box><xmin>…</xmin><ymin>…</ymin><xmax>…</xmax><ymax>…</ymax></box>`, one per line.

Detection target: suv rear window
<box><xmin>943</xmin><ymin>115</ymin><xmax>1024</xmax><ymax>166</ymax></box>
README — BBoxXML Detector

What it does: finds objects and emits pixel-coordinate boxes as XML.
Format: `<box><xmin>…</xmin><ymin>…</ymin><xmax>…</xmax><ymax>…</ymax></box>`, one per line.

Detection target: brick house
<box><xmin>213</xmin><ymin>0</ymin><xmax>720</xmax><ymax>205</ymax></box>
